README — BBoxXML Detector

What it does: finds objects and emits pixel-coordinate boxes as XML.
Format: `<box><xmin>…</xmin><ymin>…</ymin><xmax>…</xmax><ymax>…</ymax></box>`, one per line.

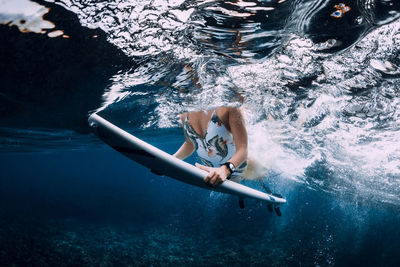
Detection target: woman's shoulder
<box><xmin>216</xmin><ymin>106</ymin><xmax>242</xmax><ymax>116</ymax></box>
<box><xmin>215</xmin><ymin>107</ymin><xmax>232</xmax><ymax>114</ymax></box>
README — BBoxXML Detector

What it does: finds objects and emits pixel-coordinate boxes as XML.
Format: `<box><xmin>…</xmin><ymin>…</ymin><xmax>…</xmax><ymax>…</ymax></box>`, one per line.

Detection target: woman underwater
<box><xmin>174</xmin><ymin>107</ymin><xmax>262</xmax><ymax>187</ymax></box>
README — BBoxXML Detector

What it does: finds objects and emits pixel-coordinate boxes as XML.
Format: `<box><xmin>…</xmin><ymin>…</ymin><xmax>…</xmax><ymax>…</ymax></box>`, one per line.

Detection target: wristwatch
<box><xmin>222</xmin><ymin>162</ymin><xmax>236</xmax><ymax>180</ymax></box>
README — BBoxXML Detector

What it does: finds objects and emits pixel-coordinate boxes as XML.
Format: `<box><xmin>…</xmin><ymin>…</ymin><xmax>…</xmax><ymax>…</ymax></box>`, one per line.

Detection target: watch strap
<box><xmin>222</xmin><ymin>162</ymin><xmax>235</xmax><ymax>180</ymax></box>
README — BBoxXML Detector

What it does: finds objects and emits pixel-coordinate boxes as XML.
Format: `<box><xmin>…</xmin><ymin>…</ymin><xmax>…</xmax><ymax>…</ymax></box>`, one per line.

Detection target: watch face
<box><xmin>229</xmin><ymin>162</ymin><xmax>236</xmax><ymax>172</ymax></box>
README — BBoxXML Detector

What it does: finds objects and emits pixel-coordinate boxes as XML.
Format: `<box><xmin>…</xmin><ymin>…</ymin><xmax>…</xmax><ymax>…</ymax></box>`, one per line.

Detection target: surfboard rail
<box><xmin>88</xmin><ymin>113</ymin><xmax>286</xmax><ymax>205</ymax></box>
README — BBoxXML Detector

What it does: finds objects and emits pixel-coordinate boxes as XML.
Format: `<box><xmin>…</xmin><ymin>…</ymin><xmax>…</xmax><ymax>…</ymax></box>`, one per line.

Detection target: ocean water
<box><xmin>1</xmin><ymin>0</ymin><xmax>400</xmax><ymax>265</ymax></box>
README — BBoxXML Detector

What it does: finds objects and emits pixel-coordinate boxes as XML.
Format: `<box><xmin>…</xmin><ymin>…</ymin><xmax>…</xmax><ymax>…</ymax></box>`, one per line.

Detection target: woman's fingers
<box><xmin>209</xmin><ymin>174</ymin><xmax>219</xmax><ymax>186</ymax></box>
<box><xmin>196</xmin><ymin>163</ymin><xmax>213</xmax><ymax>183</ymax></box>
<box><xmin>208</xmin><ymin>171</ymin><xmax>225</xmax><ymax>187</ymax></box>
<box><xmin>214</xmin><ymin>178</ymin><xmax>223</xmax><ymax>187</ymax></box>
<box><xmin>195</xmin><ymin>163</ymin><xmax>209</xmax><ymax>171</ymax></box>
<box><xmin>205</xmin><ymin>170</ymin><xmax>216</xmax><ymax>183</ymax></box>
<box><xmin>195</xmin><ymin>163</ymin><xmax>226</xmax><ymax>186</ymax></box>
<box><xmin>206</xmin><ymin>171</ymin><xmax>219</xmax><ymax>185</ymax></box>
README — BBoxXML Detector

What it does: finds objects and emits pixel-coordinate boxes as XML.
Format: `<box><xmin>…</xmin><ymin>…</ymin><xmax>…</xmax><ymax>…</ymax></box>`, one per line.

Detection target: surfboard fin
<box><xmin>274</xmin><ymin>206</ymin><xmax>282</xmax><ymax>216</ymax></box>
<box><xmin>239</xmin><ymin>198</ymin><xmax>245</xmax><ymax>209</ymax></box>
<box><xmin>267</xmin><ymin>204</ymin><xmax>282</xmax><ymax>216</ymax></box>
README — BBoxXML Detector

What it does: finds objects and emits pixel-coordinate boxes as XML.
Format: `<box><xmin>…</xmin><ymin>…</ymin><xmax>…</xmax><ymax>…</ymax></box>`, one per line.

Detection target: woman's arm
<box><xmin>225</xmin><ymin>107</ymin><xmax>248</xmax><ymax>168</ymax></box>
<box><xmin>173</xmin><ymin>140</ymin><xmax>195</xmax><ymax>160</ymax></box>
<box><xmin>173</xmin><ymin>113</ymin><xmax>195</xmax><ymax>160</ymax></box>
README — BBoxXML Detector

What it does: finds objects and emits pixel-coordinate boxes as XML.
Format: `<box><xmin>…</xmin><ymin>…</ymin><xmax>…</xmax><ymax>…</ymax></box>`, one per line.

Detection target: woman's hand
<box><xmin>195</xmin><ymin>163</ymin><xmax>231</xmax><ymax>187</ymax></box>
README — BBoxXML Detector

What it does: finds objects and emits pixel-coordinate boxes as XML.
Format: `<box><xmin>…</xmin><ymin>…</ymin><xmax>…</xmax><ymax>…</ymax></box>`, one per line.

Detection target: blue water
<box><xmin>1</xmin><ymin>148</ymin><xmax>400</xmax><ymax>266</ymax></box>
<box><xmin>1</xmin><ymin>0</ymin><xmax>400</xmax><ymax>265</ymax></box>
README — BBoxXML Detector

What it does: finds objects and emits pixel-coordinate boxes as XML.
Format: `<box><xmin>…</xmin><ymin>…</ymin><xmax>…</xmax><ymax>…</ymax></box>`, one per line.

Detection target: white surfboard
<box><xmin>88</xmin><ymin>113</ymin><xmax>286</xmax><ymax>205</ymax></box>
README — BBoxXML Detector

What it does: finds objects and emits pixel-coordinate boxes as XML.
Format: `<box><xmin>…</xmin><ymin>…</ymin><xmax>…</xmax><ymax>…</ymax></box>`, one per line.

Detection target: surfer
<box><xmin>174</xmin><ymin>107</ymin><xmax>261</xmax><ymax>187</ymax></box>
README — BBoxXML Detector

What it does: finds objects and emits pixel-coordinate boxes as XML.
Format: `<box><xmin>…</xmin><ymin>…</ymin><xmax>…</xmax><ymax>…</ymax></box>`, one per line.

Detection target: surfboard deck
<box><xmin>88</xmin><ymin>113</ymin><xmax>286</xmax><ymax>205</ymax></box>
